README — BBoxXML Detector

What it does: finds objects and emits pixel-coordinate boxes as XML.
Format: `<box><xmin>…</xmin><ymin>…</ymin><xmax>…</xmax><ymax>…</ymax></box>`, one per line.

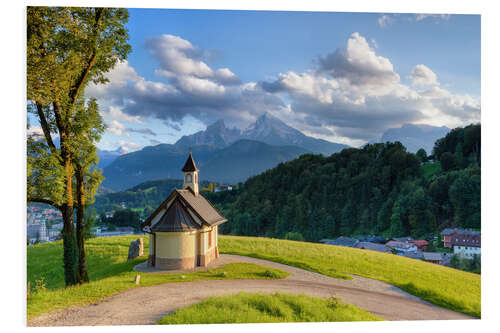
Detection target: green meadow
<box><xmin>27</xmin><ymin>235</ymin><xmax>288</xmax><ymax>319</ymax></box>
<box><xmin>157</xmin><ymin>292</ymin><xmax>381</xmax><ymax>324</ymax></box>
<box><xmin>27</xmin><ymin>234</ymin><xmax>480</xmax><ymax>320</ymax></box>
<box><xmin>219</xmin><ymin>235</ymin><xmax>481</xmax><ymax>317</ymax></box>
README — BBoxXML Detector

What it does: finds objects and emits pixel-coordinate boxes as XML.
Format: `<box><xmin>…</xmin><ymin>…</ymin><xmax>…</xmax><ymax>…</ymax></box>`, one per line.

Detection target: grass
<box><xmin>27</xmin><ymin>235</ymin><xmax>288</xmax><ymax>319</ymax></box>
<box><xmin>157</xmin><ymin>292</ymin><xmax>381</xmax><ymax>324</ymax></box>
<box><xmin>219</xmin><ymin>235</ymin><xmax>481</xmax><ymax>318</ymax></box>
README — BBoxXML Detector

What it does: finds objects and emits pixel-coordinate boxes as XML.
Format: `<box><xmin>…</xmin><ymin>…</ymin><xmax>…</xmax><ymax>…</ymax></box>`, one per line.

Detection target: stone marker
<box><xmin>127</xmin><ymin>238</ymin><xmax>144</xmax><ymax>260</ymax></box>
<box><xmin>134</xmin><ymin>274</ymin><xmax>141</xmax><ymax>285</ymax></box>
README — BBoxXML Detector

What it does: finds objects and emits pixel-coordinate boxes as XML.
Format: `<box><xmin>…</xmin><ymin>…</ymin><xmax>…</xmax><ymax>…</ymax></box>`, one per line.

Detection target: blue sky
<box><xmin>29</xmin><ymin>9</ymin><xmax>481</xmax><ymax>152</ymax></box>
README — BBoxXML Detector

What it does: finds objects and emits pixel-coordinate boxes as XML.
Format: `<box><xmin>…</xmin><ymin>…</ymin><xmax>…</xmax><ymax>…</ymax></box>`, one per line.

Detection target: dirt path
<box><xmin>28</xmin><ymin>254</ymin><xmax>473</xmax><ymax>326</ymax></box>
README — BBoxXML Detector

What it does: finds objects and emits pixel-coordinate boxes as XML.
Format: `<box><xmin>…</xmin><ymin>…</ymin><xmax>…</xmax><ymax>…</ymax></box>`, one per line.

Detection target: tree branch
<box><xmin>68</xmin><ymin>8</ymin><xmax>104</xmax><ymax>110</ymax></box>
<box><xmin>27</xmin><ymin>195</ymin><xmax>60</xmax><ymax>209</ymax></box>
<box><xmin>35</xmin><ymin>102</ymin><xmax>57</xmax><ymax>154</ymax></box>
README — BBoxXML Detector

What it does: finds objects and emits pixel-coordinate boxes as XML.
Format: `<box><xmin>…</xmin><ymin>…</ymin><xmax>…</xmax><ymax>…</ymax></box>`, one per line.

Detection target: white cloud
<box><xmin>27</xmin><ymin>126</ymin><xmax>44</xmax><ymax>137</ymax></box>
<box><xmin>115</xmin><ymin>140</ymin><xmax>142</xmax><ymax>153</ymax></box>
<box><xmin>88</xmin><ymin>33</ymin><xmax>479</xmax><ymax>146</ymax></box>
<box><xmin>103</xmin><ymin>106</ymin><xmax>142</xmax><ymax>123</ymax></box>
<box><xmin>108</xmin><ymin>120</ymin><xmax>125</xmax><ymax>136</ymax></box>
<box><xmin>414</xmin><ymin>14</ymin><xmax>451</xmax><ymax>22</ymax></box>
<box><xmin>261</xmin><ymin>32</ymin><xmax>480</xmax><ymax>143</ymax></box>
<box><xmin>378</xmin><ymin>15</ymin><xmax>392</xmax><ymax>27</ymax></box>
<box><xmin>411</xmin><ymin>64</ymin><xmax>439</xmax><ymax>86</ymax></box>
<box><xmin>318</xmin><ymin>33</ymin><xmax>400</xmax><ymax>88</ymax></box>
<box><xmin>145</xmin><ymin>34</ymin><xmax>214</xmax><ymax>78</ymax></box>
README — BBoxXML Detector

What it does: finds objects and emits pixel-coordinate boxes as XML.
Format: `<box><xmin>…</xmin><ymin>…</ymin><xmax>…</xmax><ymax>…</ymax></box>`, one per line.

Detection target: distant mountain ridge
<box><xmin>102</xmin><ymin>139</ymin><xmax>310</xmax><ymax>190</ymax></box>
<box><xmin>372</xmin><ymin>124</ymin><xmax>450</xmax><ymax>154</ymax></box>
<box><xmin>175</xmin><ymin>113</ymin><xmax>348</xmax><ymax>155</ymax></box>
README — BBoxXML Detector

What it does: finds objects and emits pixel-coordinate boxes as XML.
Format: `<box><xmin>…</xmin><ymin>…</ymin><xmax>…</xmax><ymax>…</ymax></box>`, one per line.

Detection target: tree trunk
<box><xmin>61</xmin><ymin>133</ymin><xmax>80</xmax><ymax>286</ymax></box>
<box><xmin>61</xmin><ymin>202</ymin><xmax>79</xmax><ymax>286</ymax></box>
<box><xmin>76</xmin><ymin>166</ymin><xmax>89</xmax><ymax>283</ymax></box>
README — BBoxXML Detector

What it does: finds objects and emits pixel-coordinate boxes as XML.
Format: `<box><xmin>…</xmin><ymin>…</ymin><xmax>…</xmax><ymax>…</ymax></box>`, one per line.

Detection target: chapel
<box><xmin>141</xmin><ymin>153</ymin><xmax>227</xmax><ymax>270</ymax></box>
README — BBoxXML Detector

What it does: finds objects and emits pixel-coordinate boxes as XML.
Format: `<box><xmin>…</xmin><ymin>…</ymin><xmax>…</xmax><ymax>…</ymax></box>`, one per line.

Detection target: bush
<box><xmin>284</xmin><ymin>232</ymin><xmax>304</xmax><ymax>242</ymax></box>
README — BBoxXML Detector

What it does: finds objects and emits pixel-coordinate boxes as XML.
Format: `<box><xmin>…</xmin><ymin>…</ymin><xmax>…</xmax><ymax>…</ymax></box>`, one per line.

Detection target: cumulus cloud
<box><xmin>87</xmin><ymin>35</ymin><xmax>284</xmax><ymax>129</ymax></box>
<box><xmin>411</xmin><ymin>64</ymin><xmax>439</xmax><ymax>86</ymax></box>
<box><xmin>88</xmin><ymin>33</ymin><xmax>479</xmax><ymax>146</ymax></box>
<box><xmin>317</xmin><ymin>33</ymin><xmax>400</xmax><ymax>88</ymax></box>
<box><xmin>260</xmin><ymin>32</ymin><xmax>480</xmax><ymax>144</ymax></box>
<box><xmin>146</xmin><ymin>34</ymin><xmax>213</xmax><ymax>78</ymax></box>
<box><xmin>108</xmin><ymin>120</ymin><xmax>125</xmax><ymax>136</ymax></box>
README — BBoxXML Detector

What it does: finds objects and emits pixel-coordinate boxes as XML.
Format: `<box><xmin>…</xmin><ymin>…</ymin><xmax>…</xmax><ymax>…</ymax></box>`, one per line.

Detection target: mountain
<box><xmin>97</xmin><ymin>147</ymin><xmax>127</xmax><ymax>169</ymax></box>
<box><xmin>102</xmin><ymin>139</ymin><xmax>310</xmax><ymax>190</ymax></box>
<box><xmin>200</xmin><ymin>140</ymin><xmax>310</xmax><ymax>184</ymax></box>
<box><xmin>175</xmin><ymin>113</ymin><xmax>348</xmax><ymax>155</ymax></box>
<box><xmin>175</xmin><ymin>119</ymin><xmax>241</xmax><ymax>148</ymax></box>
<box><xmin>102</xmin><ymin>144</ymin><xmax>218</xmax><ymax>190</ymax></box>
<box><xmin>374</xmin><ymin>124</ymin><xmax>450</xmax><ymax>154</ymax></box>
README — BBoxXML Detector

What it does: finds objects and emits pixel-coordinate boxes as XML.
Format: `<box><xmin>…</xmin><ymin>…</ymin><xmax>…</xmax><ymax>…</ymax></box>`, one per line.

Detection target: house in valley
<box><xmin>385</xmin><ymin>240</ymin><xmax>418</xmax><ymax>253</ymax></box>
<box><xmin>354</xmin><ymin>241</ymin><xmax>392</xmax><ymax>253</ymax></box>
<box><xmin>409</xmin><ymin>239</ymin><xmax>429</xmax><ymax>252</ymax></box>
<box><xmin>141</xmin><ymin>153</ymin><xmax>228</xmax><ymax>270</ymax></box>
<box><xmin>441</xmin><ymin>228</ymin><xmax>481</xmax><ymax>258</ymax></box>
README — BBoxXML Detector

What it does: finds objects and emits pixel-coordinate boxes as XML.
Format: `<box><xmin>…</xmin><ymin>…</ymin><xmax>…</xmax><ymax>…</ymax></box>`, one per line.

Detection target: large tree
<box><xmin>27</xmin><ymin>7</ymin><xmax>130</xmax><ymax>285</ymax></box>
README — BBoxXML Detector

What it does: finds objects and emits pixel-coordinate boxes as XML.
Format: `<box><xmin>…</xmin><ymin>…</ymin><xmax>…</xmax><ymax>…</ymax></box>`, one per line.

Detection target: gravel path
<box><xmin>28</xmin><ymin>254</ymin><xmax>473</xmax><ymax>326</ymax></box>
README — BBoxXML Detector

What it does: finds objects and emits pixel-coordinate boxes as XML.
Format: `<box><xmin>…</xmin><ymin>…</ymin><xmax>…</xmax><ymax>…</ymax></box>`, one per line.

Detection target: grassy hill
<box><xmin>219</xmin><ymin>236</ymin><xmax>480</xmax><ymax>317</ymax></box>
<box><xmin>27</xmin><ymin>235</ymin><xmax>480</xmax><ymax>319</ymax></box>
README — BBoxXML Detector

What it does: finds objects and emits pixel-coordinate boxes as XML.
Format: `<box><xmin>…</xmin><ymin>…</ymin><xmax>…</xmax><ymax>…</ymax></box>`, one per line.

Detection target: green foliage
<box><xmin>157</xmin><ymin>292</ymin><xmax>381</xmax><ymax>324</ymax></box>
<box><xmin>91</xmin><ymin>179</ymin><xmax>184</xmax><ymax>215</ymax></box>
<box><xmin>108</xmin><ymin>209</ymin><xmax>142</xmax><ymax>230</ymax></box>
<box><xmin>416</xmin><ymin>148</ymin><xmax>428</xmax><ymax>163</ymax></box>
<box><xmin>440</xmin><ymin>152</ymin><xmax>457</xmax><ymax>171</ymax></box>
<box><xmin>220</xmin><ymin>236</ymin><xmax>481</xmax><ymax>317</ymax></box>
<box><xmin>205</xmin><ymin>125</ymin><xmax>480</xmax><ymax>241</ymax></box>
<box><xmin>284</xmin><ymin>232</ymin><xmax>305</xmax><ymax>241</ymax></box>
<box><xmin>450</xmin><ymin>254</ymin><xmax>481</xmax><ymax>274</ymax></box>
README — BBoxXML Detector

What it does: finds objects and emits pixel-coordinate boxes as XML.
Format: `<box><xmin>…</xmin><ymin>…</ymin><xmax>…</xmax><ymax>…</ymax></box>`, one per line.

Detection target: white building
<box><xmin>450</xmin><ymin>230</ymin><xmax>481</xmax><ymax>259</ymax></box>
<box><xmin>453</xmin><ymin>245</ymin><xmax>481</xmax><ymax>259</ymax></box>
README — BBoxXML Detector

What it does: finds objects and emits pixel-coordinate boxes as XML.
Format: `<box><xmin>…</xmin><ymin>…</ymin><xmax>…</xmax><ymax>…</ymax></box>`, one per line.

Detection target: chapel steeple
<box><xmin>182</xmin><ymin>152</ymin><xmax>199</xmax><ymax>195</ymax></box>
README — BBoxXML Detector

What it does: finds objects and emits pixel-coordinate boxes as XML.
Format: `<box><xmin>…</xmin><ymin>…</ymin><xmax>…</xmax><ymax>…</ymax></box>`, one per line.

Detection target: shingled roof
<box><xmin>176</xmin><ymin>188</ymin><xmax>227</xmax><ymax>226</ymax></box>
<box><xmin>151</xmin><ymin>198</ymin><xmax>200</xmax><ymax>232</ymax></box>
<box><xmin>141</xmin><ymin>187</ymin><xmax>227</xmax><ymax>230</ymax></box>
<box><xmin>182</xmin><ymin>152</ymin><xmax>199</xmax><ymax>172</ymax></box>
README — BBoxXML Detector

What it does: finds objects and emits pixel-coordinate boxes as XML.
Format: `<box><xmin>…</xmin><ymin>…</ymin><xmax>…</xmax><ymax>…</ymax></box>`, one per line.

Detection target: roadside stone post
<box><xmin>127</xmin><ymin>238</ymin><xmax>144</xmax><ymax>260</ymax></box>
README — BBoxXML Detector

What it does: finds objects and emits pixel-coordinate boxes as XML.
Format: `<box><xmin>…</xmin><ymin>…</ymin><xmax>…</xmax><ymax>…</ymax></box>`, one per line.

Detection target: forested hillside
<box><xmin>206</xmin><ymin>124</ymin><xmax>481</xmax><ymax>242</ymax></box>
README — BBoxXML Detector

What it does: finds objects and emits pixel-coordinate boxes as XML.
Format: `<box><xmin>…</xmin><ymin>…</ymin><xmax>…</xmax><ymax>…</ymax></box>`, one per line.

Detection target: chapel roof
<box><xmin>182</xmin><ymin>152</ymin><xmax>199</xmax><ymax>172</ymax></box>
<box><xmin>151</xmin><ymin>198</ymin><xmax>200</xmax><ymax>232</ymax></box>
<box><xmin>141</xmin><ymin>187</ymin><xmax>227</xmax><ymax>230</ymax></box>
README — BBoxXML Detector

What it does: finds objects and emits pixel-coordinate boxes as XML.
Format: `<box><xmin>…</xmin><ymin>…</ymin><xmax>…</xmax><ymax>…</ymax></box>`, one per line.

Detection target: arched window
<box><xmin>186</xmin><ymin>174</ymin><xmax>192</xmax><ymax>183</ymax></box>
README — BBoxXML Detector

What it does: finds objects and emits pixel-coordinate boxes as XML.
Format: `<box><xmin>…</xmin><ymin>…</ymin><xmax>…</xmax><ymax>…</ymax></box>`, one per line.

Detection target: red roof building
<box><xmin>409</xmin><ymin>240</ymin><xmax>429</xmax><ymax>251</ymax></box>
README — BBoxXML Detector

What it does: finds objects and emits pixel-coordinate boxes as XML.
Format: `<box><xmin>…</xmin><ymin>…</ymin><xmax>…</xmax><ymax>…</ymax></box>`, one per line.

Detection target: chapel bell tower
<box><xmin>182</xmin><ymin>152</ymin><xmax>199</xmax><ymax>195</ymax></box>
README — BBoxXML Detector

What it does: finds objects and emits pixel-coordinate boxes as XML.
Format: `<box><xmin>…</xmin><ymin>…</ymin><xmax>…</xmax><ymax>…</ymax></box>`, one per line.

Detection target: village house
<box><xmin>423</xmin><ymin>252</ymin><xmax>444</xmax><ymax>265</ymax></box>
<box><xmin>354</xmin><ymin>241</ymin><xmax>392</xmax><ymax>253</ymax></box>
<box><xmin>321</xmin><ymin>236</ymin><xmax>359</xmax><ymax>248</ymax></box>
<box><xmin>385</xmin><ymin>240</ymin><xmax>418</xmax><ymax>253</ymax></box>
<box><xmin>409</xmin><ymin>239</ymin><xmax>429</xmax><ymax>252</ymax></box>
<box><xmin>141</xmin><ymin>153</ymin><xmax>227</xmax><ymax>270</ymax></box>
<box><xmin>441</xmin><ymin>228</ymin><xmax>481</xmax><ymax>258</ymax></box>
